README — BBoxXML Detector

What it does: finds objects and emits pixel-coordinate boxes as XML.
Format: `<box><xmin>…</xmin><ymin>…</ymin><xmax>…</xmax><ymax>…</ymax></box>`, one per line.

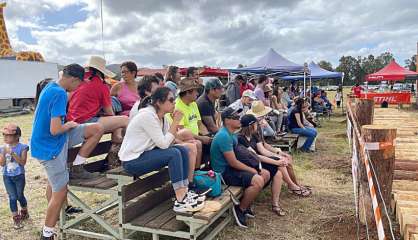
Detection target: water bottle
<box><xmin>5</xmin><ymin>144</ymin><xmax>11</xmax><ymax>164</ymax></box>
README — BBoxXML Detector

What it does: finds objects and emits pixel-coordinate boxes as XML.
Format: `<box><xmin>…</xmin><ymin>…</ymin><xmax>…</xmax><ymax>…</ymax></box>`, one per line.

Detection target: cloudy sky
<box><xmin>3</xmin><ymin>0</ymin><xmax>418</xmax><ymax>69</ymax></box>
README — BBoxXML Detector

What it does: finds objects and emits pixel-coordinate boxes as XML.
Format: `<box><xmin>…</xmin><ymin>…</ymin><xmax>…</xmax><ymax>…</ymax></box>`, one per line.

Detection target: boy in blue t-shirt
<box><xmin>0</xmin><ymin>123</ymin><xmax>29</xmax><ymax>229</ymax></box>
<box><xmin>31</xmin><ymin>64</ymin><xmax>104</xmax><ymax>240</ymax></box>
<box><xmin>210</xmin><ymin>107</ymin><xmax>269</xmax><ymax>229</ymax></box>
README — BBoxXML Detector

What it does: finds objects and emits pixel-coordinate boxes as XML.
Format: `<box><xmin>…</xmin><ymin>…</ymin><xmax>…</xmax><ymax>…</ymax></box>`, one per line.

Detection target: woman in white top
<box><xmin>119</xmin><ymin>87</ymin><xmax>204</xmax><ymax>213</ymax></box>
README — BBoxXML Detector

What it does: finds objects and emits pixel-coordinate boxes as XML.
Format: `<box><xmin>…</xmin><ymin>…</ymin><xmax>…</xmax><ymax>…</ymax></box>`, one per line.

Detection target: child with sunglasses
<box><xmin>0</xmin><ymin>123</ymin><xmax>29</xmax><ymax>229</ymax></box>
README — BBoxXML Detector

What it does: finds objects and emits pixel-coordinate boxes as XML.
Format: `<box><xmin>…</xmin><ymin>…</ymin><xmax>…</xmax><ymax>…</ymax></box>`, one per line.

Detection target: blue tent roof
<box><xmin>229</xmin><ymin>48</ymin><xmax>304</xmax><ymax>75</ymax></box>
<box><xmin>282</xmin><ymin>61</ymin><xmax>342</xmax><ymax>80</ymax></box>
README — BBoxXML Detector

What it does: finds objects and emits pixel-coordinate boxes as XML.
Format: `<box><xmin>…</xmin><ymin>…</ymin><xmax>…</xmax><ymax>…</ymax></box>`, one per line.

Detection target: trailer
<box><xmin>0</xmin><ymin>59</ymin><xmax>59</xmax><ymax>110</ymax></box>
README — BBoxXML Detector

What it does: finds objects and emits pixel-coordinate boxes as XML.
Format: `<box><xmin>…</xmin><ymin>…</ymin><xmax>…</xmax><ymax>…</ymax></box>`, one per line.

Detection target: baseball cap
<box><xmin>242</xmin><ymin>90</ymin><xmax>256</xmax><ymax>99</ymax></box>
<box><xmin>63</xmin><ymin>63</ymin><xmax>85</xmax><ymax>81</ymax></box>
<box><xmin>2</xmin><ymin>123</ymin><xmax>21</xmax><ymax>136</ymax></box>
<box><xmin>204</xmin><ymin>78</ymin><xmax>223</xmax><ymax>90</ymax></box>
<box><xmin>240</xmin><ymin>114</ymin><xmax>257</xmax><ymax>127</ymax></box>
<box><xmin>221</xmin><ymin>107</ymin><xmax>242</xmax><ymax>121</ymax></box>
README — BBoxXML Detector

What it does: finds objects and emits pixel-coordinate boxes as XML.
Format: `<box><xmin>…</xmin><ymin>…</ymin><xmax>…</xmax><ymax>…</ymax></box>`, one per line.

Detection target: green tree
<box><xmin>405</xmin><ymin>55</ymin><xmax>417</xmax><ymax>72</ymax></box>
<box><xmin>376</xmin><ymin>52</ymin><xmax>394</xmax><ymax>67</ymax></box>
<box><xmin>318</xmin><ymin>60</ymin><xmax>333</xmax><ymax>71</ymax></box>
<box><xmin>336</xmin><ymin>55</ymin><xmax>360</xmax><ymax>85</ymax></box>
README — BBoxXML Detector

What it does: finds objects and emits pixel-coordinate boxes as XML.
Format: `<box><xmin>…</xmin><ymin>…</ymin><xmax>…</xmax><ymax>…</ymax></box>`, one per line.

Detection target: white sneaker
<box><xmin>187</xmin><ymin>190</ymin><xmax>207</xmax><ymax>202</ymax></box>
<box><xmin>173</xmin><ymin>194</ymin><xmax>204</xmax><ymax>213</ymax></box>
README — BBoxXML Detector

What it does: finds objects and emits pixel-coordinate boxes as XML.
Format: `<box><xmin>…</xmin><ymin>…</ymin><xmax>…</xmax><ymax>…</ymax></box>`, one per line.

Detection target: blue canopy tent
<box><xmin>229</xmin><ymin>48</ymin><xmax>309</xmax><ymax>94</ymax></box>
<box><xmin>229</xmin><ymin>48</ymin><xmax>305</xmax><ymax>76</ymax></box>
<box><xmin>282</xmin><ymin>61</ymin><xmax>342</xmax><ymax>80</ymax></box>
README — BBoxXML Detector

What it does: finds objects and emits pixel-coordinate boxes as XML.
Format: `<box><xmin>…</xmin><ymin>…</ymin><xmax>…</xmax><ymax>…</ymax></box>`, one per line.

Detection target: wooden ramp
<box><xmin>374</xmin><ymin>108</ymin><xmax>418</xmax><ymax>239</ymax></box>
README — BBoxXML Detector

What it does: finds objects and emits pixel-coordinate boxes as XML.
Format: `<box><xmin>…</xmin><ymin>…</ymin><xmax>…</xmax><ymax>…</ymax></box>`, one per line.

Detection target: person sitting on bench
<box><xmin>110</xmin><ymin>61</ymin><xmax>139</xmax><ymax>116</ymax></box>
<box><xmin>31</xmin><ymin>64</ymin><xmax>104</xmax><ymax>240</ymax></box>
<box><xmin>129</xmin><ymin>75</ymin><xmax>160</xmax><ymax>120</ymax></box>
<box><xmin>119</xmin><ymin>87</ymin><xmax>205</xmax><ymax>213</ymax></box>
<box><xmin>288</xmin><ymin>98</ymin><xmax>318</xmax><ymax>152</ymax></box>
<box><xmin>67</xmin><ymin>56</ymin><xmax>129</xmax><ymax>144</ymax></box>
<box><xmin>197</xmin><ymin>78</ymin><xmax>224</xmax><ymax>135</ymax></box>
<box><xmin>238</xmin><ymin>114</ymin><xmax>311</xmax><ymax>206</ymax></box>
<box><xmin>210</xmin><ymin>107</ymin><xmax>270</xmax><ymax>228</ymax></box>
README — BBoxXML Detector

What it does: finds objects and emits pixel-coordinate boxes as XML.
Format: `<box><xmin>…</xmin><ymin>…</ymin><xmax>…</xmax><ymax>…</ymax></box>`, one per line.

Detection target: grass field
<box><xmin>0</xmin><ymin>107</ymin><xmax>365</xmax><ymax>240</ymax></box>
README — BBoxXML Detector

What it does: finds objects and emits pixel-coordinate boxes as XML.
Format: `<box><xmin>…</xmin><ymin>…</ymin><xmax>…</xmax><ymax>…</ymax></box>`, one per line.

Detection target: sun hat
<box><xmin>240</xmin><ymin>114</ymin><xmax>257</xmax><ymax>127</ymax></box>
<box><xmin>242</xmin><ymin>90</ymin><xmax>256</xmax><ymax>100</ymax></box>
<box><xmin>2</xmin><ymin>123</ymin><xmax>21</xmax><ymax>136</ymax></box>
<box><xmin>85</xmin><ymin>56</ymin><xmax>116</xmax><ymax>79</ymax></box>
<box><xmin>178</xmin><ymin>78</ymin><xmax>203</xmax><ymax>93</ymax></box>
<box><xmin>263</xmin><ymin>84</ymin><xmax>273</xmax><ymax>93</ymax></box>
<box><xmin>246</xmin><ymin>100</ymin><xmax>272</xmax><ymax>118</ymax></box>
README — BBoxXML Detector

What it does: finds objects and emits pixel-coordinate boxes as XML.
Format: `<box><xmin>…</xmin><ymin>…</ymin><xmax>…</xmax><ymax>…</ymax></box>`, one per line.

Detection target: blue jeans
<box><xmin>122</xmin><ymin>146</ymin><xmax>189</xmax><ymax>190</ymax></box>
<box><xmin>291</xmin><ymin>127</ymin><xmax>317</xmax><ymax>150</ymax></box>
<box><xmin>3</xmin><ymin>174</ymin><xmax>27</xmax><ymax>213</ymax></box>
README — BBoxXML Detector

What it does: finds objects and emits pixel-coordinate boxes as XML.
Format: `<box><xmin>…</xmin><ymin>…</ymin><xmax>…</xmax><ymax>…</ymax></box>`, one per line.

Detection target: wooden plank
<box><xmin>393</xmin><ymin>180</ymin><xmax>418</xmax><ymax>192</ymax></box>
<box><xmin>396</xmin><ymin>161</ymin><xmax>418</xmax><ymax>171</ymax></box>
<box><xmin>191</xmin><ymin>186</ymin><xmax>242</xmax><ymax>221</ymax></box>
<box><xmin>130</xmin><ymin>200</ymin><xmax>173</xmax><ymax>227</ymax></box>
<box><xmin>400</xmin><ymin>213</ymin><xmax>418</xmax><ymax>236</ymax></box>
<box><xmin>106</xmin><ymin>166</ymin><xmax>131</xmax><ymax>176</ymax></box>
<box><xmin>406</xmin><ymin>225</ymin><xmax>418</xmax><ymax>240</ymax></box>
<box><xmin>145</xmin><ymin>207</ymin><xmax>176</xmax><ymax>229</ymax></box>
<box><xmin>69</xmin><ymin>176</ymin><xmax>112</xmax><ymax>189</ymax></box>
<box><xmin>395</xmin><ymin>170</ymin><xmax>418</xmax><ymax>181</ymax></box>
<box><xmin>160</xmin><ymin>216</ymin><xmax>188</xmax><ymax>232</ymax></box>
<box><xmin>122</xmin><ymin>184</ymin><xmax>173</xmax><ymax>224</ymax></box>
<box><xmin>84</xmin><ymin>159</ymin><xmax>108</xmax><ymax>173</ymax></box>
<box><xmin>95</xmin><ymin>179</ymin><xmax>118</xmax><ymax>189</ymax></box>
<box><xmin>397</xmin><ymin>207</ymin><xmax>418</xmax><ymax>223</ymax></box>
<box><xmin>68</xmin><ymin>140</ymin><xmax>112</xmax><ymax>163</ymax></box>
<box><xmin>121</xmin><ymin>168</ymin><xmax>169</xmax><ymax>203</ymax></box>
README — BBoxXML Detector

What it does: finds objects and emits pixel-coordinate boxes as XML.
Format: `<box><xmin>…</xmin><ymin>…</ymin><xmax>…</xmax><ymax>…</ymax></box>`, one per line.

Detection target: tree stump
<box><xmin>361</xmin><ymin>124</ymin><xmax>397</xmax><ymax>233</ymax></box>
<box><xmin>354</xmin><ymin>98</ymin><xmax>374</xmax><ymax>131</ymax></box>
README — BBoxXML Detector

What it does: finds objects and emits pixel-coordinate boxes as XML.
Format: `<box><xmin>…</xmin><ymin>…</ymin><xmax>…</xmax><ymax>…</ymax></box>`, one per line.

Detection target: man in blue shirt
<box><xmin>31</xmin><ymin>64</ymin><xmax>104</xmax><ymax>240</ymax></box>
<box><xmin>210</xmin><ymin>107</ymin><xmax>269</xmax><ymax>229</ymax></box>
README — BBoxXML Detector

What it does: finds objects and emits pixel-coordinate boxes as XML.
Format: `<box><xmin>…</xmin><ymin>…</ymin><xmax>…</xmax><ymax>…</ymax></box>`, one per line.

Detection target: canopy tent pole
<box><xmin>341</xmin><ymin>73</ymin><xmax>344</xmax><ymax>114</ymax></box>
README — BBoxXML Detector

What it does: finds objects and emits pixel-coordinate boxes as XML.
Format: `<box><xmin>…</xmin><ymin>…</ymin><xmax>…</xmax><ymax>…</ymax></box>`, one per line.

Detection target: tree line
<box><xmin>318</xmin><ymin>53</ymin><xmax>417</xmax><ymax>86</ymax></box>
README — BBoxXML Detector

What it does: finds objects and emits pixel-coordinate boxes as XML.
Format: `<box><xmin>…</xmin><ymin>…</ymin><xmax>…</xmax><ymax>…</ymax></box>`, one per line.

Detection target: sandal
<box><xmin>272</xmin><ymin>204</ymin><xmax>286</xmax><ymax>216</ymax></box>
<box><xmin>299</xmin><ymin>185</ymin><xmax>313</xmax><ymax>191</ymax></box>
<box><xmin>289</xmin><ymin>187</ymin><xmax>311</xmax><ymax>197</ymax></box>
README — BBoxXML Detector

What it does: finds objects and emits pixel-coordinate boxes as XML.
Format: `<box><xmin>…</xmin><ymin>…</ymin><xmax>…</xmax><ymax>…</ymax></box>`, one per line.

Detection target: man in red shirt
<box><xmin>352</xmin><ymin>84</ymin><xmax>363</xmax><ymax>97</ymax></box>
<box><xmin>67</xmin><ymin>56</ymin><xmax>129</xmax><ymax>144</ymax></box>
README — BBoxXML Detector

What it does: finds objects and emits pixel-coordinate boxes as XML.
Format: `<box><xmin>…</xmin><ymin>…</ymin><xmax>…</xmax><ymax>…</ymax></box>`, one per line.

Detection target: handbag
<box><xmin>193</xmin><ymin>170</ymin><xmax>222</xmax><ymax>197</ymax></box>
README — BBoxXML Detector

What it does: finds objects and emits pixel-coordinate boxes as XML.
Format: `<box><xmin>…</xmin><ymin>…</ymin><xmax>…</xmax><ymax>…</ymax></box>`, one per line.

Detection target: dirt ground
<box><xmin>0</xmin><ymin>111</ymin><xmax>383</xmax><ymax>240</ymax></box>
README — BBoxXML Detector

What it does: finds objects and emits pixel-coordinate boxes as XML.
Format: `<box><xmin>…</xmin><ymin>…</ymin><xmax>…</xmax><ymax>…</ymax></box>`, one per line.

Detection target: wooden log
<box><xmin>354</xmin><ymin>98</ymin><xmax>374</xmax><ymax>130</ymax></box>
<box><xmin>362</xmin><ymin>125</ymin><xmax>397</xmax><ymax>205</ymax></box>
<box><xmin>395</xmin><ymin>161</ymin><xmax>418</xmax><ymax>171</ymax></box>
<box><xmin>395</xmin><ymin>170</ymin><xmax>418</xmax><ymax>181</ymax></box>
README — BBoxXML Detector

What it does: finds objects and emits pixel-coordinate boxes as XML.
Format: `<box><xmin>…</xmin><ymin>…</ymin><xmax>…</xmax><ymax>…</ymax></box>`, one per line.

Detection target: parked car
<box><xmin>324</xmin><ymin>85</ymin><xmax>339</xmax><ymax>91</ymax></box>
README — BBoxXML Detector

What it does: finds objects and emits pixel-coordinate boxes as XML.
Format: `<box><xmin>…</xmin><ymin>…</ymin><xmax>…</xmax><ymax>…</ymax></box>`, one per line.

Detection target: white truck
<box><xmin>0</xmin><ymin>59</ymin><xmax>59</xmax><ymax>110</ymax></box>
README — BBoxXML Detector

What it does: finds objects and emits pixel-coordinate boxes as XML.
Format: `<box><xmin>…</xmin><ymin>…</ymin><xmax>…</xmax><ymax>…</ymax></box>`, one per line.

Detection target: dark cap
<box><xmin>221</xmin><ymin>107</ymin><xmax>242</xmax><ymax>121</ymax></box>
<box><xmin>240</xmin><ymin>114</ymin><xmax>257</xmax><ymax>127</ymax></box>
<box><xmin>204</xmin><ymin>78</ymin><xmax>223</xmax><ymax>90</ymax></box>
<box><xmin>63</xmin><ymin>64</ymin><xmax>85</xmax><ymax>81</ymax></box>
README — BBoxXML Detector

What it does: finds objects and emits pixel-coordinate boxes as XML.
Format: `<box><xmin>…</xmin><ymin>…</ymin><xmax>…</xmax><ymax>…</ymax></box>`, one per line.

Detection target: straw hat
<box><xmin>85</xmin><ymin>56</ymin><xmax>116</xmax><ymax>79</ymax></box>
<box><xmin>178</xmin><ymin>78</ymin><xmax>203</xmax><ymax>93</ymax></box>
<box><xmin>246</xmin><ymin>100</ymin><xmax>272</xmax><ymax>118</ymax></box>
<box><xmin>263</xmin><ymin>84</ymin><xmax>273</xmax><ymax>93</ymax></box>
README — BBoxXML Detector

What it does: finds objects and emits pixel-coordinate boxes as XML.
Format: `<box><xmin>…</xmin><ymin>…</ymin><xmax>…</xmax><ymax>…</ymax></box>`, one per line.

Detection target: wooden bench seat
<box><xmin>61</xmin><ymin>138</ymin><xmax>244</xmax><ymax>240</ymax></box>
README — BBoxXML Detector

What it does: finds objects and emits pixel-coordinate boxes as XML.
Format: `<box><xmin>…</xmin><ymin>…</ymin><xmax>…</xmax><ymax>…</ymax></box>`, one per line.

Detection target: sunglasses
<box><xmin>168</xmin><ymin>97</ymin><xmax>175</xmax><ymax>103</ymax></box>
<box><xmin>228</xmin><ymin>115</ymin><xmax>240</xmax><ymax>120</ymax></box>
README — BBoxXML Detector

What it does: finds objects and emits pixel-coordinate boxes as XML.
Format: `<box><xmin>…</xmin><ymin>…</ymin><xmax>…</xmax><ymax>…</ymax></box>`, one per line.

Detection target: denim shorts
<box><xmin>39</xmin><ymin>125</ymin><xmax>86</xmax><ymax>192</ymax></box>
<box><xmin>85</xmin><ymin>116</ymin><xmax>100</xmax><ymax>123</ymax></box>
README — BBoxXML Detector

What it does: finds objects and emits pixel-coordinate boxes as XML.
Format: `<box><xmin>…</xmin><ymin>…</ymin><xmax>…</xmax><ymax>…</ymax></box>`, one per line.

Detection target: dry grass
<box><xmin>0</xmin><ymin>111</ymin><xmax>374</xmax><ymax>240</ymax></box>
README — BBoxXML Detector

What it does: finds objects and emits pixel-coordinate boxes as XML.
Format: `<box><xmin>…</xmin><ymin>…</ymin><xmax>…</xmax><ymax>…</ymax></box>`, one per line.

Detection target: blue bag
<box><xmin>193</xmin><ymin>170</ymin><xmax>222</xmax><ymax>197</ymax></box>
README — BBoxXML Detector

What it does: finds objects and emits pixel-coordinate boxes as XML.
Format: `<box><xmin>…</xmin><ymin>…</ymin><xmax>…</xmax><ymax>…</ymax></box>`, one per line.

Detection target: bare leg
<box><xmin>174</xmin><ymin>187</ymin><xmax>188</xmax><ymax>201</ymax></box>
<box><xmin>78</xmin><ymin>123</ymin><xmax>104</xmax><ymax>158</ymax></box>
<box><xmin>97</xmin><ymin>116</ymin><xmax>129</xmax><ymax>143</ymax></box>
<box><xmin>179</xmin><ymin>142</ymin><xmax>197</xmax><ymax>182</ymax></box>
<box><xmin>286</xmin><ymin>164</ymin><xmax>299</xmax><ymax>186</ymax></box>
<box><xmin>44</xmin><ymin>184</ymin><xmax>67</xmax><ymax>227</ymax></box>
<box><xmin>271</xmin><ymin>171</ymin><xmax>283</xmax><ymax>206</ymax></box>
<box><xmin>240</xmin><ymin>174</ymin><xmax>265</xmax><ymax>211</ymax></box>
<box><xmin>279</xmin><ymin>167</ymin><xmax>300</xmax><ymax>190</ymax></box>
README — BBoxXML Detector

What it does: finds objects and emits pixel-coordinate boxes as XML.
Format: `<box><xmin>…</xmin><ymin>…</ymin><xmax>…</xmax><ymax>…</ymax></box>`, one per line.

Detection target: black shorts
<box><xmin>222</xmin><ymin>167</ymin><xmax>255</xmax><ymax>188</ymax></box>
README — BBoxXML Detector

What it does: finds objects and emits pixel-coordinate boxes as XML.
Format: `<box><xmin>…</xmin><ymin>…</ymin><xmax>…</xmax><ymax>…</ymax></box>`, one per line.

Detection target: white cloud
<box><xmin>2</xmin><ymin>0</ymin><xmax>418</xmax><ymax>69</ymax></box>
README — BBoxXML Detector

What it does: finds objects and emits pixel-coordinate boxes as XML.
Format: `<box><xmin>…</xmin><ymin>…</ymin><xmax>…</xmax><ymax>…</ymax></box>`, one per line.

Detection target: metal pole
<box><xmin>100</xmin><ymin>0</ymin><xmax>105</xmax><ymax>59</ymax></box>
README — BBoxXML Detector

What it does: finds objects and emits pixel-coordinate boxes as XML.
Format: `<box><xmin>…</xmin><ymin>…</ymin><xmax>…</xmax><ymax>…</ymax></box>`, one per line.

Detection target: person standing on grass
<box><xmin>31</xmin><ymin>64</ymin><xmax>104</xmax><ymax>240</ymax></box>
<box><xmin>0</xmin><ymin>123</ymin><xmax>29</xmax><ymax>229</ymax></box>
<box><xmin>210</xmin><ymin>107</ymin><xmax>270</xmax><ymax>228</ymax></box>
<box><xmin>335</xmin><ymin>89</ymin><xmax>342</xmax><ymax>108</ymax></box>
